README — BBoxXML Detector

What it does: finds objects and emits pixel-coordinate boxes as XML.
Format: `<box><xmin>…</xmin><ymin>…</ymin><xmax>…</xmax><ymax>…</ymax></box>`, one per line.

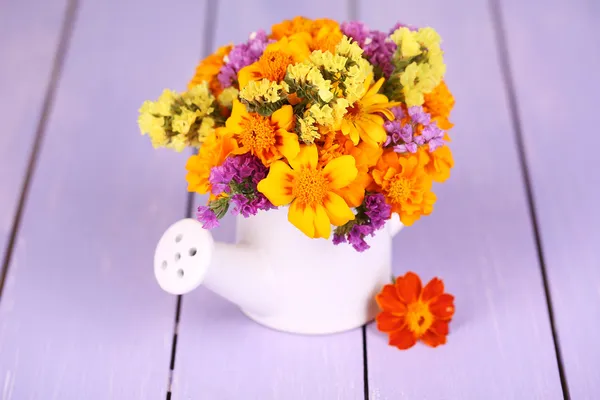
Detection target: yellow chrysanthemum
<box><xmin>238</xmin><ymin>34</ymin><xmax>310</xmax><ymax>88</ymax></box>
<box><xmin>226</xmin><ymin>100</ymin><xmax>300</xmax><ymax>166</ymax></box>
<box><xmin>340</xmin><ymin>76</ymin><xmax>400</xmax><ymax>147</ymax></box>
<box><xmin>257</xmin><ymin>145</ymin><xmax>359</xmax><ymax>239</ymax></box>
<box><xmin>270</xmin><ymin>17</ymin><xmax>342</xmax><ymax>52</ymax></box>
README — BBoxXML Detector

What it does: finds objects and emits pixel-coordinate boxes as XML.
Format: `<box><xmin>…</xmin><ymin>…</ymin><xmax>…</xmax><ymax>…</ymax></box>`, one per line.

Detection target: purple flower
<box><xmin>197</xmin><ymin>206</ymin><xmax>219</xmax><ymax>229</ymax></box>
<box><xmin>218</xmin><ymin>30</ymin><xmax>272</xmax><ymax>89</ymax></box>
<box><xmin>385</xmin><ymin>106</ymin><xmax>447</xmax><ymax>153</ymax></box>
<box><xmin>341</xmin><ymin>21</ymin><xmax>370</xmax><ymax>46</ymax></box>
<box><xmin>333</xmin><ymin>193</ymin><xmax>392</xmax><ymax>252</ymax></box>
<box><xmin>208</xmin><ymin>154</ymin><xmax>275</xmax><ymax>218</ymax></box>
<box><xmin>341</xmin><ymin>21</ymin><xmax>397</xmax><ymax>78</ymax></box>
<box><xmin>364</xmin><ymin>193</ymin><xmax>392</xmax><ymax>230</ymax></box>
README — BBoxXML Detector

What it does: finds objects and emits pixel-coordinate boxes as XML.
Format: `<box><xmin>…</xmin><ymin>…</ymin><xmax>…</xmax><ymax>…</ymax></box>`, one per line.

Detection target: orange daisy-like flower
<box><xmin>319</xmin><ymin>131</ymin><xmax>382</xmax><ymax>207</ymax></box>
<box><xmin>257</xmin><ymin>145</ymin><xmax>360</xmax><ymax>239</ymax></box>
<box><xmin>188</xmin><ymin>44</ymin><xmax>233</xmax><ymax>96</ymax></box>
<box><xmin>238</xmin><ymin>34</ymin><xmax>310</xmax><ymax>88</ymax></box>
<box><xmin>419</xmin><ymin>146</ymin><xmax>454</xmax><ymax>183</ymax></box>
<box><xmin>185</xmin><ymin>128</ymin><xmax>237</xmax><ymax>195</ymax></box>
<box><xmin>376</xmin><ymin>272</ymin><xmax>455</xmax><ymax>350</ymax></box>
<box><xmin>372</xmin><ymin>150</ymin><xmax>436</xmax><ymax>226</ymax></box>
<box><xmin>341</xmin><ymin>76</ymin><xmax>400</xmax><ymax>147</ymax></box>
<box><xmin>270</xmin><ymin>17</ymin><xmax>342</xmax><ymax>53</ymax></box>
<box><xmin>423</xmin><ymin>80</ymin><xmax>455</xmax><ymax>131</ymax></box>
<box><xmin>226</xmin><ymin>100</ymin><xmax>300</xmax><ymax>166</ymax></box>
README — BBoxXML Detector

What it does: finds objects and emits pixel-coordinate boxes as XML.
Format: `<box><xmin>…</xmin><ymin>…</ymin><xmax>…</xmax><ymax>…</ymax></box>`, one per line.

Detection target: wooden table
<box><xmin>0</xmin><ymin>0</ymin><xmax>597</xmax><ymax>398</ymax></box>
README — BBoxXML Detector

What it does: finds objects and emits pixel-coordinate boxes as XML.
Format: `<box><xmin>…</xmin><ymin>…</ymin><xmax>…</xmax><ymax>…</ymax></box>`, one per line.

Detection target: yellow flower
<box><xmin>239</xmin><ymin>78</ymin><xmax>285</xmax><ymax>103</ymax></box>
<box><xmin>217</xmin><ymin>87</ymin><xmax>239</xmax><ymax>108</ymax></box>
<box><xmin>340</xmin><ymin>76</ymin><xmax>399</xmax><ymax>146</ymax></box>
<box><xmin>390</xmin><ymin>27</ymin><xmax>446</xmax><ymax>106</ymax></box>
<box><xmin>298</xmin><ymin>115</ymin><xmax>320</xmax><ymax>144</ymax></box>
<box><xmin>138</xmin><ymin>84</ymin><xmax>216</xmax><ymax>151</ymax></box>
<box><xmin>238</xmin><ymin>34</ymin><xmax>310</xmax><ymax>88</ymax></box>
<box><xmin>257</xmin><ymin>145</ymin><xmax>358</xmax><ymax>238</ymax></box>
<box><xmin>287</xmin><ymin>62</ymin><xmax>334</xmax><ymax>102</ymax></box>
<box><xmin>226</xmin><ymin>99</ymin><xmax>300</xmax><ymax>165</ymax></box>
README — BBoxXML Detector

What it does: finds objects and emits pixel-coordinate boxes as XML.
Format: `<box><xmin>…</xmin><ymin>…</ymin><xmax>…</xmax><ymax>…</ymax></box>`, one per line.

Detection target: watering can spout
<box><xmin>153</xmin><ymin>218</ymin><xmax>275</xmax><ymax>317</ymax></box>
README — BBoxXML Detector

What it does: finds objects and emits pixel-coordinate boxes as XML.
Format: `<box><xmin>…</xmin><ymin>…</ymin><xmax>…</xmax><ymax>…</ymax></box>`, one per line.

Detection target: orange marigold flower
<box><xmin>372</xmin><ymin>150</ymin><xmax>436</xmax><ymax>226</ymax></box>
<box><xmin>226</xmin><ymin>100</ymin><xmax>300</xmax><ymax>166</ymax></box>
<box><xmin>185</xmin><ymin>128</ymin><xmax>237</xmax><ymax>194</ymax></box>
<box><xmin>423</xmin><ymin>81</ymin><xmax>455</xmax><ymax>131</ymax></box>
<box><xmin>318</xmin><ymin>132</ymin><xmax>382</xmax><ymax>207</ymax></box>
<box><xmin>270</xmin><ymin>17</ymin><xmax>342</xmax><ymax>52</ymax></box>
<box><xmin>238</xmin><ymin>34</ymin><xmax>310</xmax><ymax>88</ymax></box>
<box><xmin>188</xmin><ymin>45</ymin><xmax>233</xmax><ymax>96</ymax></box>
<box><xmin>419</xmin><ymin>145</ymin><xmax>454</xmax><ymax>183</ymax></box>
<box><xmin>375</xmin><ymin>272</ymin><xmax>455</xmax><ymax>350</ymax></box>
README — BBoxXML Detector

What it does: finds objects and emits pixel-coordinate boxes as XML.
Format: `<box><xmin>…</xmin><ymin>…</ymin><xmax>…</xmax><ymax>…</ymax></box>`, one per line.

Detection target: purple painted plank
<box><xmin>172</xmin><ymin>2</ymin><xmax>365</xmax><ymax>399</ymax></box>
<box><xmin>359</xmin><ymin>0</ymin><xmax>563</xmax><ymax>398</ymax></box>
<box><xmin>0</xmin><ymin>0</ymin><xmax>68</xmax><ymax>277</ymax></box>
<box><xmin>0</xmin><ymin>0</ymin><xmax>208</xmax><ymax>398</ymax></box>
<box><xmin>499</xmin><ymin>0</ymin><xmax>600</xmax><ymax>397</ymax></box>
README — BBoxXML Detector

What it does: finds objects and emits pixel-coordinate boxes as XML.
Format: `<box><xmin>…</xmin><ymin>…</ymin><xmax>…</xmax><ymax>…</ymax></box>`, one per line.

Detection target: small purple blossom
<box><xmin>197</xmin><ymin>206</ymin><xmax>219</xmax><ymax>229</ymax></box>
<box><xmin>218</xmin><ymin>30</ymin><xmax>272</xmax><ymax>89</ymax></box>
<box><xmin>333</xmin><ymin>193</ymin><xmax>392</xmax><ymax>252</ymax></box>
<box><xmin>385</xmin><ymin>106</ymin><xmax>447</xmax><ymax>153</ymax></box>
<box><xmin>341</xmin><ymin>21</ymin><xmax>397</xmax><ymax>78</ymax></box>
<box><xmin>208</xmin><ymin>154</ymin><xmax>275</xmax><ymax>218</ymax></box>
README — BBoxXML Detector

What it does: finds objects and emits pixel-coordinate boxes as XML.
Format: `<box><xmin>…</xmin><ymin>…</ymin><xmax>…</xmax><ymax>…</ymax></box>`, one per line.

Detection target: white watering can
<box><xmin>154</xmin><ymin>207</ymin><xmax>403</xmax><ymax>334</ymax></box>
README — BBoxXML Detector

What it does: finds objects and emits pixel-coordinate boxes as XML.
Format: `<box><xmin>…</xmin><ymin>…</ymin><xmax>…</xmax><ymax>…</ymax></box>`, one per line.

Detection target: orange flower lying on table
<box><xmin>375</xmin><ymin>271</ymin><xmax>455</xmax><ymax>350</ymax></box>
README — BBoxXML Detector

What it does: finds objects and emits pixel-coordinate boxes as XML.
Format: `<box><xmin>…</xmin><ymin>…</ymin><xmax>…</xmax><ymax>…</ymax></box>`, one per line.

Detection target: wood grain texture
<box><xmin>498</xmin><ymin>0</ymin><xmax>600</xmax><ymax>397</ymax></box>
<box><xmin>0</xmin><ymin>0</ymin><xmax>207</xmax><ymax>398</ymax></box>
<box><xmin>0</xmin><ymin>0</ymin><xmax>68</xmax><ymax>278</ymax></box>
<box><xmin>172</xmin><ymin>1</ymin><xmax>365</xmax><ymax>399</ymax></box>
<box><xmin>359</xmin><ymin>0</ymin><xmax>564</xmax><ymax>398</ymax></box>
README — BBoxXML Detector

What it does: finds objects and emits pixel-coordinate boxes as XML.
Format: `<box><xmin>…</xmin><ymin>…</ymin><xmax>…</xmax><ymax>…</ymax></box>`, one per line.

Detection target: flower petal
<box><xmin>376</xmin><ymin>284</ymin><xmax>407</xmax><ymax>312</ymax></box>
<box><xmin>429</xmin><ymin>293</ymin><xmax>455</xmax><ymax>319</ymax></box>
<box><xmin>323</xmin><ymin>155</ymin><xmax>358</xmax><ymax>189</ymax></box>
<box><xmin>313</xmin><ymin>204</ymin><xmax>331</xmax><ymax>239</ymax></box>
<box><xmin>429</xmin><ymin>319</ymin><xmax>450</xmax><ymax>336</ymax></box>
<box><xmin>272</xmin><ymin>105</ymin><xmax>294</xmax><ymax>131</ymax></box>
<box><xmin>376</xmin><ymin>312</ymin><xmax>406</xmax><ymax>333</ymax></box>
<box><xmin>289</xmin><ymin>144</ymin><xmax>318</xmax><ymax>171</ymax></box>
<box><xmin>238</xmin><ymin>64</ymin><xmax>259</xmax><ymax>88</ymax></box>
<box><xmin>395</xmin><ymin>272</ymin><xmax>422</xmax><ymax>303</ymax></box>
<box><xmin>288</xmin><ymin>200</ymin><xmax>315</xmax><ymax>238</ymax></box>
<box><xmin>256</xmin><ymin>161</ymin><xmax>295</xmax><ymax>206</ymax></box>
<box><xmin>275</xmin><ymin>129</ymin><xmax>300</xmax><ymax>161</ymax></box>
<box><xmin>323</xmin><ymin>192</ymin><xmax>355</xmax><ymax>226</ymax></box>
<box><xmin>225</xmin><ymin>100</ymin><xmax>248</xmax><ymax>132</ymax></box>
<box><xmin>421</xmin><ymin>277</ymin><xmax>445</xmax><ymax>302</ymax></box>
<box><xmin>388</xmin><ymin>327</ymin><xmax>417</xmax><ymax>350</ymax></box>
<box><xmin>420</xmin><ymin>330</ymin><xmax>447</xmax><ymax>347</ymax></box>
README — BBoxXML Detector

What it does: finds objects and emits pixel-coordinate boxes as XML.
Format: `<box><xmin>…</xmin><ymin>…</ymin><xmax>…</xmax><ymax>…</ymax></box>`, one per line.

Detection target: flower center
<box><xmin>239</xmin><ymin>114</ymin><xmax>276</xmax><ymax>153</ymax></box>
<box><xmin>346</xmin><ymin>103</ymin><xmax>362</xmax><ymax>120</ymax></box>
<box><xmin>387</xmin><ymin>176</ymin><xmax>413</xmax><ymax>203</ymax></box>
<box><xmin>293</xmin><ymin>168</ymin><xmax>329</xmax><ymax>205</ymax></box>
<box><xmin>405</xmin><ymin>301</ymin><xmax>434</xmax><ymax>336</ymax></box>
<box><xmin>257</xmin><ymin>50</ymin><xmax>294</xmax><ymax>82</ymax></box>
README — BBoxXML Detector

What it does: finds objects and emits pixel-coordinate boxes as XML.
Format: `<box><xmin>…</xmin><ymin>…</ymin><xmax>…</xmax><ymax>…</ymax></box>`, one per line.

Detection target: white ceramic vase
<box><xmin>154</xmin><ymin>207</ymin><xmax>403</xmax><ymax>335</ymax></box>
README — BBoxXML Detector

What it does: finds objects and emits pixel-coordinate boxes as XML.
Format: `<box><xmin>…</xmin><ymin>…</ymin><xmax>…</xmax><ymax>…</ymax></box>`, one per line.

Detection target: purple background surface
<box><xmin>0</xmin><ymin>0</ymin><xmax>596</xmax><ymax>398</ymax></box>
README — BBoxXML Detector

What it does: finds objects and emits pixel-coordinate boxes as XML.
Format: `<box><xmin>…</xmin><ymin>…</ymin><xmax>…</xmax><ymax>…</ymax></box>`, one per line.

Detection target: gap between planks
<box><xmin>488</xmin><ymin>0</ymin><xmax>570</xmax><ymax>398</ymax></box>
<box><xmin>0</xmin><ymin>0</ymin><xmax>80</xmax><ymax>300</ymax></box>
<box><xmin>165</xmin><ymin>1</ymin><xmax>219</xmax><ymax>399</ymax></box>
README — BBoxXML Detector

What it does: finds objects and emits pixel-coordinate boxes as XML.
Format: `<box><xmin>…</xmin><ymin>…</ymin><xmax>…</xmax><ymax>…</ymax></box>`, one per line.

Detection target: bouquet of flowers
<box><xmin>138</xmin><ymin>17</ymin><xmax>455</xmax><ymax>252</ymax></box>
